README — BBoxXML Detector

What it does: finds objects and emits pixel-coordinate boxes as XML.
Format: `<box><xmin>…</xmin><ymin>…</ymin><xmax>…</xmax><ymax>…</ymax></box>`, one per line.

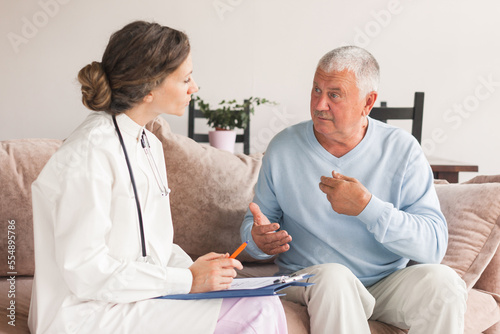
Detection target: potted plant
<box><xmin>193</xmin><ymin>96</ymin><xmax>276</xmax><ymax>153</ymax></box>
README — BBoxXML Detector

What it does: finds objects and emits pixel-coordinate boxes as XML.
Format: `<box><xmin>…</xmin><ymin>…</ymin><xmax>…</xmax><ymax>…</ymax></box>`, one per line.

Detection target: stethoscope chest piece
<box><xmin>137</xmin><ymin>255</ymin><xmax>155</xmax><ymax>264</ymax></box>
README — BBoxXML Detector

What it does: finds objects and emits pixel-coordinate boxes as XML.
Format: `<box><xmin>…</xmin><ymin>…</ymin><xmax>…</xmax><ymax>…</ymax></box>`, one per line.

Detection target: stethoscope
<box><xmin>112</xmin><ymin>115</ymin><xmax>170</xmax><ymax>264</ymax></box>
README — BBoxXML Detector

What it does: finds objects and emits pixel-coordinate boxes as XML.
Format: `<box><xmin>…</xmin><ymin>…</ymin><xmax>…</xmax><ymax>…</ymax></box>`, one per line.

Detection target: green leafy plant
<box><xmin>193</xmin><ymin>96</ymin><xmax>276</xmax><ymax>130</ymax></box>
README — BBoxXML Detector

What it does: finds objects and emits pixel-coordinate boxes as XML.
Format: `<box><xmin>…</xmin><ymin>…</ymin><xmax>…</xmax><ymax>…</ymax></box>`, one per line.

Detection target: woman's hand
<box><xmin>188</xmin><ymin>252</ymin><xmax>243</xmax><ymax>293</ymax></box>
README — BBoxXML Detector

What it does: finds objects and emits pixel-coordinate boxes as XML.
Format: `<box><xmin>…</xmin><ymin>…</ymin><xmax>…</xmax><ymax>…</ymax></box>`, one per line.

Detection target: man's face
<box><xmin>310</xmin><ymin>68</ymin><xmax>372</xmax><ymax>143</ymax></box>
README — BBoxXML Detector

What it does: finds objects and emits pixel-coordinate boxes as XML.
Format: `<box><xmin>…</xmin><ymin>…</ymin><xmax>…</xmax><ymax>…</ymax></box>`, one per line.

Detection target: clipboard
<box><xmin>157</xmin><ymin>274</ymin><xmax>314</xmax><ymax>300</ymax></box>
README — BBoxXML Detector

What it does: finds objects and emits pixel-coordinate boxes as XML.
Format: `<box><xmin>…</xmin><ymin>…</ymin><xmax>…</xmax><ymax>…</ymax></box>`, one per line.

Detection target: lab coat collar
<box><xmin>114</xmin><ymin>113</ymin><xmax>146</xmax><ymax>142</ymax></box>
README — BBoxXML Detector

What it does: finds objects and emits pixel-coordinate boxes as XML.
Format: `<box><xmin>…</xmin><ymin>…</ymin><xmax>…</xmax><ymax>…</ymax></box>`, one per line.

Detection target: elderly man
<box><xmin>241</xmin><ymin>46</ymin><xmax>467</xmax><ymax>333</ymax></box>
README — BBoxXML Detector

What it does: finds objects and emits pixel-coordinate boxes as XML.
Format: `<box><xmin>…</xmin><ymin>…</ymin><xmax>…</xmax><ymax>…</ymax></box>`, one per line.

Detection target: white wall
<box><xmin>2</xmin><ymin>0</ymin><xmax>499</xmax><ymax>181</ymax></box>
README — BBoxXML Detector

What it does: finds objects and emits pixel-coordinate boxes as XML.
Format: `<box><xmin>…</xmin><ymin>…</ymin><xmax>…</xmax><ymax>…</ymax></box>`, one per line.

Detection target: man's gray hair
<box><xmin>317</xmin><ymin>46</ymin><xmax>380</xmax><ymax>98</ymax></box>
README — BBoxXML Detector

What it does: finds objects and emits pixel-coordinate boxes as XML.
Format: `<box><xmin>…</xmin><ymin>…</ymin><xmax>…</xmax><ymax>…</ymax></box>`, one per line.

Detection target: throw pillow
<box><xmin>146</xmin><ymin>116</ymin><xmax>264</xmax><ymax>263</ymax></box>
<box><xmin>462</xmin><ymin>175</ymin><xmax>500</xmax><ymax>299</ymax></box>
<box><xmin>0</xmin><ymin>139</ymin><xmax>62</xmax><ymax>276</ymax></box>
<box><xmin>436</xmin><ymin>182</ymin><xmax>500</xmax><ymax>290</ymax></box>
<box><xmin>464</xmin><ymin>175</ymin><xmax>500</xmax><ymax>184</ymax></box>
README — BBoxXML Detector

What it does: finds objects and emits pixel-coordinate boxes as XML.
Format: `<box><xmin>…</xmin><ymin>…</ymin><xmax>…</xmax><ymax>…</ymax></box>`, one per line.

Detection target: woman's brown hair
<box><xmin>77</xmin><ymin>21</ymin><xmax>190</xmax><ymax>114</ymax></box>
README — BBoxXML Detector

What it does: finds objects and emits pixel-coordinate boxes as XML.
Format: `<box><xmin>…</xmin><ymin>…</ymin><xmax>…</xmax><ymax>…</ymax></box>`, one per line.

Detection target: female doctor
<box><xmin>29</xmin><ymin>21</ymin><xmax>287</xmax><ymax>333</ymax></box>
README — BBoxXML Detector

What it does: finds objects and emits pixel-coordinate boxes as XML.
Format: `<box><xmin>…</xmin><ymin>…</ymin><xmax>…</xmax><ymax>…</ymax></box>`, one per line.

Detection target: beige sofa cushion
<box><xmin>465</xmin><ymin>289</ymin><xmax>500</xmax><ymax>333</ymax></box>
<box><xmin>0</xmin><ymin>139</ymin><xmax>62</xmax><ymax>276</ymax></box>
<box><xmin>436</xmin><ymin>181</ymin><xmax>500</xmax><ymax>290</ymax></box>
<box><xmin>464</xmin><ymin>175</ymin><xmax>500</xmax><ymax>299</ymax></box>
<box><xmin>464</xmin><ymin>175</ymin><xmax>500</xmax><ymax>184</ymax></box>
<box><xmin>146</xmin><ymin>116</ymin><xmax>264</xmax><ymax>262</ymax></box>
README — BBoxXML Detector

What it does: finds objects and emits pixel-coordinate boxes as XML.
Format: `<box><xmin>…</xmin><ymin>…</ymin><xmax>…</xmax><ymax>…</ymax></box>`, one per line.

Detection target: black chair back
<box><xmin>370</xmin><ymin>92</ymin><xmax>424</xmax><ymax>144</ymax></box>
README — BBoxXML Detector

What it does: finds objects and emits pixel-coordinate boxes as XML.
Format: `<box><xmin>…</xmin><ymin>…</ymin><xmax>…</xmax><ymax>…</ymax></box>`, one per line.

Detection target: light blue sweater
<box><xmin>241</xmin><ymin>118</ymin><xmax>447</xmax><ymax>286</ymax></box>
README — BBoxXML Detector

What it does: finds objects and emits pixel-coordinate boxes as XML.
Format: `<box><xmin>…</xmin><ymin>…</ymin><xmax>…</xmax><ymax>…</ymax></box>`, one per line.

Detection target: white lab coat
<box><xmin>28</xmin><ymin>112</ymin><xmax>221</xmax><ymax>334</ymax></box>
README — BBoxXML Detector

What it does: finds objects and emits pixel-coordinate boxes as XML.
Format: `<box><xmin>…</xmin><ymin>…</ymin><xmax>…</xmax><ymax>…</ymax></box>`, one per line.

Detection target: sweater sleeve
<box><xmin>357</xmin><ymin>146</ymin><xmax>448</xmax><ymax>264</ymax></box>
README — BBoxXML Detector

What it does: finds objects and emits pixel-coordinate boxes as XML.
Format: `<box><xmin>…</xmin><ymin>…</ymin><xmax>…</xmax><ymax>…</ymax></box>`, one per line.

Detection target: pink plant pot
<box><xmin>208</xmin><ymin>130</ymin><xmax>236</xmax><ymax>153</ymax></box>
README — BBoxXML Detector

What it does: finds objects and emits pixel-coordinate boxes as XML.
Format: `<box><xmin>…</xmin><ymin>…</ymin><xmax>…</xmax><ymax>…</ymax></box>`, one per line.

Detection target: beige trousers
<box><xmin>281</xmin><ymin>263</ymin><xmax>467</xmax><ymax>334</ymax></box>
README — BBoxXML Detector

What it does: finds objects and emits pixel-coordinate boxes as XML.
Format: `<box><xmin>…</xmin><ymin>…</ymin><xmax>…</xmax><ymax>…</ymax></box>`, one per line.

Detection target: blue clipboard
<box><xmin>157</xmin><ymin>274</ymin><xmax>314</xmax><ymax>300</ymax></box>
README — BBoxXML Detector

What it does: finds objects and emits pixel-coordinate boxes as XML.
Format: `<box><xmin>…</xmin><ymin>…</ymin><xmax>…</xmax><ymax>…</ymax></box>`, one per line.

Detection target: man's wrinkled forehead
<box><xmin>313</xmin><ymin>68</ymin><xmax>357</xmax><ymax>86</ymax></box>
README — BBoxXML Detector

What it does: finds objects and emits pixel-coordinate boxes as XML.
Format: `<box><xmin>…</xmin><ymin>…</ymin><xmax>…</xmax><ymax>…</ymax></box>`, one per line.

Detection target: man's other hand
<box><xmin>319</xmin><ymin>171</ymin><xmax>372</xmax><ymax>216</ymax></box>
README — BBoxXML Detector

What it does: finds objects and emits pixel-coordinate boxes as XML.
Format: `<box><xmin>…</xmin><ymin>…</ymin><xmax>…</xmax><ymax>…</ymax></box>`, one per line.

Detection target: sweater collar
<box><xmin>306</xmin><ymin>116</ymin><xmax>374</xmax><ymax>165</ymax></box>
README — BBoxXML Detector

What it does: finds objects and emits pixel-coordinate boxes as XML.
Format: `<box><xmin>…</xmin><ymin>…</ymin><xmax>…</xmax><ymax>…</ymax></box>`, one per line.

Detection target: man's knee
<box><xmin>305</xmin><ymin>263</ymin><xmax>375</xmax><ymax>318</ymax></box>
<box><xmin>304</xmin><ymin>263</ymin><xmax>367</xmax><ymax>299</ymax></box>
<box><xmin>415</xmin><ymin>264</ymin><xmax>464</xmax><ymax>289</ymax></box>
<box><xmin>412</xmin><ymin>264</ymin><xmax>467</xmax><ymax>306</ymax></box>
<box><xmin>404</xmin><ymin>264</ymin><xmax>467</xmax><ymax>330</ymax></box>
<box><xmin>307</xmin><ymin>263</ymin><xmax>357</xmax><ymax>285</ymax></box>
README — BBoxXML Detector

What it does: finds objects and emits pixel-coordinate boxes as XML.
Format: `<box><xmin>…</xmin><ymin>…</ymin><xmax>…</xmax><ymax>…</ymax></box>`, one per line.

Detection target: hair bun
<box><xmin>77</xmin><ymin>61</ymin><xmax>112</xmax><ymax>111</ymax></box>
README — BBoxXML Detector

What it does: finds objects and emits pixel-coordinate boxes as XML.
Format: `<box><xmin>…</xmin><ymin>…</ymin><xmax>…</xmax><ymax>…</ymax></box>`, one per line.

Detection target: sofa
<box><xmin>1</xmin><ymin>115</ymin><xmax>499</xmax><ymax>334</ymax></box>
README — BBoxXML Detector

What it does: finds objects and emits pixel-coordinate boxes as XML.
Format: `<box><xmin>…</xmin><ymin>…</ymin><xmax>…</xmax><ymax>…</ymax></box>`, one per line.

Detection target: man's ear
<box><xmin>363</xmin><ymin>91</ymin><xmax>378</xmax><ymax>117</ymax></box>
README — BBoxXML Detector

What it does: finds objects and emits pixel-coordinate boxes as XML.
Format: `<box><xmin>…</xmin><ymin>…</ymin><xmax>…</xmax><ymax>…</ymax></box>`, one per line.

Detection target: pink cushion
<box><xmin>465</xmin><ymin>289</ymin><xmax>500</xmax><ymax>333</ymax></box>
<box><xmin>464</xmin><ymin>175</ymin><xmax>500</xmax><ymax>184</ymax></box>
<box><xmin>0</xmin><ymin>139</ymin><xmax>62</xmax><ymax>276</ymax></box>
<box><xmin>436</xmin><ymin>182</ymin><xmax>500</xmax><ymax>289</ymax></box>
<box><xmin>463</xmin><ymin>175</ymin><xmax>500</xmax><ymax>334</ymax></box>
<box><xmin>146</xmin><ymin>117</ymin><xmax>264</xmax><ymax>262</ymax></box>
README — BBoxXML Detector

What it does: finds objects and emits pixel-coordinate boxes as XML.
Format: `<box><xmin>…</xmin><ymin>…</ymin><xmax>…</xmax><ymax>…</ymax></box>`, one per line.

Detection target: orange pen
<box><xmin>229</xmin><ymin>241</ymin><xmax>248</xmax><ymax>259</ymax></box>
